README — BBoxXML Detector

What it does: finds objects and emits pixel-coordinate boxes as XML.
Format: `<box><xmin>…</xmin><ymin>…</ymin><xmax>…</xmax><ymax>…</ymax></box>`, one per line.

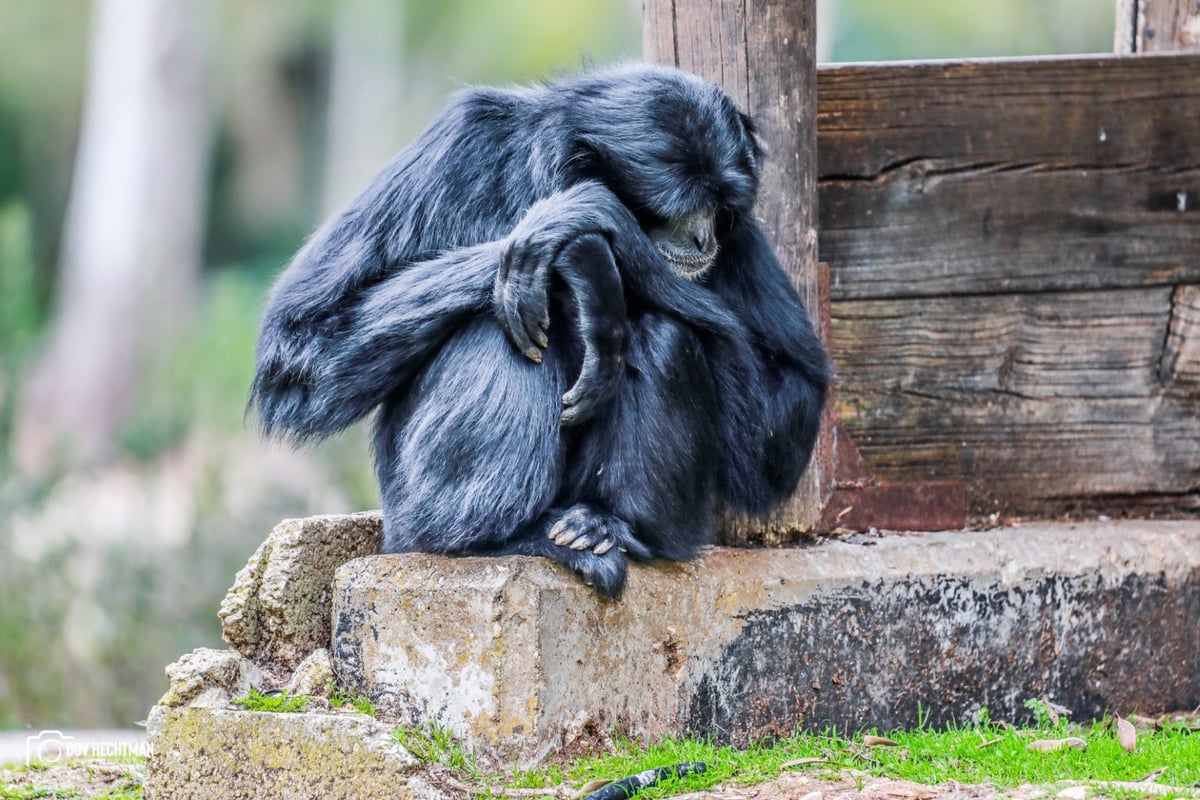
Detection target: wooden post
<box><xmin>1116</xmin><ymin>0</ymin><xmax>1200</xmax><ymax>52</ymax></box>
<box><xmin>644</xmin><ymin>0</ymin><xmax>826</xmax><ymax>542</ymax></box>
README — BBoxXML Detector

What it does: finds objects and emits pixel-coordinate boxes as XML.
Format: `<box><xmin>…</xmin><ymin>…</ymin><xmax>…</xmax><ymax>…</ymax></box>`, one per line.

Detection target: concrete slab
<box><xmin>331</xmin><ymin>521</ymin><xmax>1199</xmax><ymax>764</ymax></box>
<box><xmin>144</xmin><ymin>706</ymin><xmax>454</xmax><ymax>800</ymax></box>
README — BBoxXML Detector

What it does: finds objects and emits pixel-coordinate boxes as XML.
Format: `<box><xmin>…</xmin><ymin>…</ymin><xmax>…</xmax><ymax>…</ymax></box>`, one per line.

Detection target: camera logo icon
<box><xmin>25</xmin><ymin>730</ymin><xmax>75</xmax><ymax>765</ymax></box>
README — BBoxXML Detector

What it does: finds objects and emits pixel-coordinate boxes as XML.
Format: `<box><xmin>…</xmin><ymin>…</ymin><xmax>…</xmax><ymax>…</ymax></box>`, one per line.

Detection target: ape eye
<box><xmin>715</xmin><ymin>207</ymin><xmax>738</xmax><ymax>236</ymax></box>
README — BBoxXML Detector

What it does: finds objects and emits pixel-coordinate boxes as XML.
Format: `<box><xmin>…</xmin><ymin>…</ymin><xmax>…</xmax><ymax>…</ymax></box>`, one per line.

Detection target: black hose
<box><xmin>581</xmin><ymin>762</ymin><xmax>708</xmax><ymax>800</ymax></box>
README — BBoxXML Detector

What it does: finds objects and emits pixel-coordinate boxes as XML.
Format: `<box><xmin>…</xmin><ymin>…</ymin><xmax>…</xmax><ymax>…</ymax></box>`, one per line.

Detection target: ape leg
<box><xmin>376</xmin><ymin>327</ymin><xmax>641</xmax><ymax>597</ymax></box>
<box><xmin>564</xmin><ymin>313</ymin><xmax>723</xmax><ymax>563</ymax></box>
<box><xmin>374</xmin><ymin>315</ymin><xmax>566</xmax><ymax>554</ymax></box>
<box><xmin>376</xmin><ymin>235</ymin><xmax>640</xmax><ymax>596</ymax></box>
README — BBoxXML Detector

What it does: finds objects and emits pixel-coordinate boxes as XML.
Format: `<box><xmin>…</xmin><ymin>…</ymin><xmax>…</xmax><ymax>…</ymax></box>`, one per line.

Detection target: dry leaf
<box><xmin>1027</xmin><ymin>737</ymin><xmax>1087</xmax><ymax>753</ymax></box>
<box><xmin>571</xmin><ymin>778</ymin><xmax>611</xmax><ymax>799</ymax></box>
<box><xmin>1040</xmin><ymin>698</ymin><xmax>1071</xmax><ymax>725</ymax></box>
<box><xmin>1116</xmin><ymin>715</ymin><xmax>1137</xmax><ymax>752</ymax></box>
<box><xmin>781</xmin><ymin>757</ymin><xmax>839</xmax><ymax>769</ymax></box>
<box><xmin>1128</xmin><ymin>713</ymin><xmax>1160</xmax><ymax>730</ymax></box>
<box><xmin>975</xmin><ymin>738</ymin><xmax>1002</xmax><ymax>750</ymax></box>
<box><xmin>863</xmin><ymin>735</ymin><xmax>900</xmax><ymax>747</ymax></box>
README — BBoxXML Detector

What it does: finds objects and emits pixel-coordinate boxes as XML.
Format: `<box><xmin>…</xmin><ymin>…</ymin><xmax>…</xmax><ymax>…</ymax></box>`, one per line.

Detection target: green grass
<box><xmin>0</xmin><ymin>757</ymin><xmax>144</xmax><ymax>800</ymax></box>
<box><xmin>328</xmin><ymin>682</ymin><xmax>376</xmax><ymax>718</ymax></box>
<box><xmin>452</xmin><ymin>704</ymin><xmax>1200</xmax><ymax>799</ymax></box>
<box><xmin>231</xmin><ymin>687</ymin><xmax>310</xmax><ymax>713</ymax></box>
<box><xmin>392</xmin><ymin>721</ymin><xmax>481</xmax><ymax>778</ymax></box>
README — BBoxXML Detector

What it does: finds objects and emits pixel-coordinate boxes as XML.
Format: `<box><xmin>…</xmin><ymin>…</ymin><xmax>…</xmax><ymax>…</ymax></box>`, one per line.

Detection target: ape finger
<box><xmin>521</xmin><ymin>255</ymin><xmax>552</xmax><ymax>349</ymax></box>
<box><xmin>560</xmin><ymin>377</ymin><xmax>604</xmax><ymax>426</ymax></box>
<box><xmin>495</xmin><ymin>247</ymin><xmax>543</xmax><ymax>362</ymax></box>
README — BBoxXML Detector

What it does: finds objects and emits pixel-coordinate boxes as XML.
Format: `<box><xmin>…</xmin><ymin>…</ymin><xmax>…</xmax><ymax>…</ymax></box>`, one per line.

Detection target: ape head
<box><xmin>566</xmin><ymin>66</ymin><xmax>763</xmax><ymax>281</ymax></box>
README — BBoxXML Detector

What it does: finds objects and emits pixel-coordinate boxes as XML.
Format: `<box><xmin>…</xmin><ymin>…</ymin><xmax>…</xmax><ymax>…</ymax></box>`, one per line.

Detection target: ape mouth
<box><xmin>656</xmin><ymin>242</ymin><xmax>718</xmax><ymax>280</ymax></box>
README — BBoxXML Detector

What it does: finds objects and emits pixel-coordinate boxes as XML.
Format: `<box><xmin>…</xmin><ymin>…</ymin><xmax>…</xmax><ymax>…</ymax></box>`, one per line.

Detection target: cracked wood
<box><xmin>832</xmin><ymin>288</ymin><xmax>1200</xmax><ymax>507</ymax></box>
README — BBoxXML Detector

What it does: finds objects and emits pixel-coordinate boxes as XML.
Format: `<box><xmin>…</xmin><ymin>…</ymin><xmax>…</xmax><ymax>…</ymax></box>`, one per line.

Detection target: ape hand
<box><xmin>496</xmin><ymin>183</ymin><xmax>632</xmax><ymax>425</ymax></box>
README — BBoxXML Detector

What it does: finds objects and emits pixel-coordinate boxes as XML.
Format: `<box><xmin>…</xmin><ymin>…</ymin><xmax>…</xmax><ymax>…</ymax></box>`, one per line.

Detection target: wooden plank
<box><xmin>1116</xmin><ymin>0</ymin><xmax>1200</xmax><ymax>52</ymax></box>
<box><xmin>818</xmin><ymin>54</ymin><xmax>1200</xmax><ymax>300</ymax></box>
<box><xmin>832</xmin><ymin>287</ymin><xmax>1200</xmax><ymax>509</ymax></box>
<box><xmin>645</xmin><ymin>0</ymin><xmax>826</xmax><ymax>538</ymax></box>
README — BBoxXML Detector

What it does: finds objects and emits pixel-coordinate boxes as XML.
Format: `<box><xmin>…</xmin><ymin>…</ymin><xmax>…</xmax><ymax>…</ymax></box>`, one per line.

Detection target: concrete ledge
<box><xmin>331</xmin><ymin>522</ymin><xmax>1199</xmax><ymax>764</ymax></box>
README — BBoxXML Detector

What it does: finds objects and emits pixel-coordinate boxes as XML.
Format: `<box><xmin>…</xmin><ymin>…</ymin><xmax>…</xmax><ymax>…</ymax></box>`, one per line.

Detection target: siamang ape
<box><xmin>251</xmin><ymin>64</ymin><xmax>829</xmax><ymax>598</ymax></box>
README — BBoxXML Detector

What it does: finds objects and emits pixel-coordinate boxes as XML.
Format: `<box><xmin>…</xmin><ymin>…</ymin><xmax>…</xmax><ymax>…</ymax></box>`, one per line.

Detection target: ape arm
<box><xmin>708</xmin><ymin>219</ymin><xmax>831</xmax><ymax>514</ymax></box>
<box><xmin>252</xmin><ymin>242</ymin><xmax>498</xmax><ymax>439</ymax></box>
<box><xmin>497</xmin><ymin>184</ymin><xmax>761</xmax><ymax>386</ymax></box>
<box><xmin>252</xmin><ymin>182</ymin><xmax>637</xmax><ymax>439</ymax></box>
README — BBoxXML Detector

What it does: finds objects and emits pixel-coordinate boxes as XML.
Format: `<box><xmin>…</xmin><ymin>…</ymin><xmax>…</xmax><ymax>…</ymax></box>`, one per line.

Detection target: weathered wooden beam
<box><xmin>1116</xmin><ymin>0</ymin><xmax>1200</xmax><ymax>52</ymax></box>
<box><xmin>818</xmin><ymin>52</ymin><xmax>1200</xmax><ymax>512</ymax></box>
<box><xmin>818</xmin><ymin>54</ymin><xmax>1200</xmax><ymax>301</ymax></box>
<box><xmin>832</xmin><ymin>286</ymin><xmax>1200</xmax><ymax>511</ymax></box>
<box><xmin>645</xmin><ymin>0</ymin><xmax>826</xmax><ymax>539</ymax></box>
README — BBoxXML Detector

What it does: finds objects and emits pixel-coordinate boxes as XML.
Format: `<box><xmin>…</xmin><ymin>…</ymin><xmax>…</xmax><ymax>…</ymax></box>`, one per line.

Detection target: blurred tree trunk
<box><xmin>14</xmin><ymin>0</ymin><xmax>210</xmax><ymax>472</ymax></box>
<box><xmin>322</xmin><ymin>0</ymin><xmax>407</xmax><ymax>215</ymax></box>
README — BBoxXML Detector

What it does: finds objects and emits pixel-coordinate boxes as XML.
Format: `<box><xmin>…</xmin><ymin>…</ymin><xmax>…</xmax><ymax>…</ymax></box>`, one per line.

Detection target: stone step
<box><xmin>330</xmin><ymin>521</ymin><xmax>1200</xmax><ymax>765</ymax></box>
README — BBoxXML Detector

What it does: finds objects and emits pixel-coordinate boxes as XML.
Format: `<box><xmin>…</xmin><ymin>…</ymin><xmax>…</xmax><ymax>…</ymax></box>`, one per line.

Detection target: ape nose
<box><xmin>686</xmin><ymin>212</ymin><xmax>716</xmax><ymax>252</ymax></box>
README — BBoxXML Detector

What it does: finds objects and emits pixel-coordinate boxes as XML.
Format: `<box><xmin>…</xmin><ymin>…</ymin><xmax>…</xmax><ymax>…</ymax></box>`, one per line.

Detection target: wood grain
<box><xmin>1116</xmin><ymin>0</ymin><xmax>1200</xmax><ymax>52</ymax></box>
<box><xmin>1162</xmin><ymin>284</ymin><xmax>1200</xmax><ymax>388</ymax></box>
<box><xmin>832</xmin><ymin>287</ymin><xmax>1200</xmax><ymax>508</ymax></box>
<box><xmin>818</xmin><ymin>54</ymin><xmax>1200</xmax><ymax>300</ymax></box>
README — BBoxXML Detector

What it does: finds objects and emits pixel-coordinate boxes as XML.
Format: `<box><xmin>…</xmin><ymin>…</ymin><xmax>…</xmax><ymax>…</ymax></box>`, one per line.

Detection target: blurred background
<box><xmin>0</xmin><ymin>0</ymin><xmax>1113</xmax><ymax>731</ymax></box>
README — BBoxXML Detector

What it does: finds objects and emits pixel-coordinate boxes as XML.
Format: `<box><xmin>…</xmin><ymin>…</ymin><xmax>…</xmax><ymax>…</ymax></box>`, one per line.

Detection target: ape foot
<box><xmin>543</xmin><ymin>504</ymin><xmax>650</xmax><ymax>598</ymax></box>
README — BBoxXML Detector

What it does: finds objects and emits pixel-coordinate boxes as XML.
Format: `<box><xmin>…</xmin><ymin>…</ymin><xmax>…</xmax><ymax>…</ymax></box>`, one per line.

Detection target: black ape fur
<box><xmin>251</xmin><ymin>64</ymin><xmax>830</xmax><ymax>598</ymax></box>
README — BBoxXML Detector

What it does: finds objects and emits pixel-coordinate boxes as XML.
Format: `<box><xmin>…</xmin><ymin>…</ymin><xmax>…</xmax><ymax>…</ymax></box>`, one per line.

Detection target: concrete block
<box><xmin>220</xmin><ymin>512</ymin><xmax>382</xmax><ymax>669</ymax></box>
<box><xmin>331</xmin><ymin>521</ymin><xmax>1199</xmax><ymax>764</ymax></box>
<box><xmin>144</xmin><ymin>706</ymin><xmax>453</xmax><ymax>800</ymax></box>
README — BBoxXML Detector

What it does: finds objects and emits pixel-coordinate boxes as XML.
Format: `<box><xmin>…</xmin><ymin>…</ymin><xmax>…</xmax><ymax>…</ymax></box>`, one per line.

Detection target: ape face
<box><xmin>645</xmin><ymin>207</ymin><xmax>719</xmax><ymax>280</ymax></box>
<box><xmin>570</xmin><ymin>66</ymin><xmax>762</xmax><ymax>282</ymax></box>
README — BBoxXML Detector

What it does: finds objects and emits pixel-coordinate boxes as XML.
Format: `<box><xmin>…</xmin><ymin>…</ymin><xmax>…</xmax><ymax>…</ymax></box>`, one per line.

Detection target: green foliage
<box><xmin>1023</xmin><ymin>697</ymin><xmax>1059</xmax><ymax>729</ymax></box>
<box><xmin>0</xmin><ymin>757</ymin><xmax>143</xmax><ymax>799</ymax></box>
<box><xmin>0</xmin><ymin>202</ymin><xmax>40</xmax><ymax>352</ymax></box>
<box><xmin>393</xmin><ymin>721</ymin><xmax>479</xmax><ymax>777</ymax></box>
<box><xmin>116</xmin><ymin>265</ymin><xmax>271</xmax><ymax>460</ymax></box>
<box><xmin>829</xmin><ymin>0</ymin><xmax>1115</xmax><ymax>62</ymax></box>
<box><xmin>93</xmin><ymin>788</ymin><xmax>141</xmax><ymax>800</ymax></box>
<box><xmin>0</xmin><ymin>538</ymin><xmax>72</xmax><ymax>728</ymax></box>
<box><xmin>232</xmin><ymin>687</ymin><xmax>310</xmax><ymax>713</ymax></box>
<box><xmin>0</xmin><ymin>787</ymin><xmax>68</xmax><ymax>799</ymax></box>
